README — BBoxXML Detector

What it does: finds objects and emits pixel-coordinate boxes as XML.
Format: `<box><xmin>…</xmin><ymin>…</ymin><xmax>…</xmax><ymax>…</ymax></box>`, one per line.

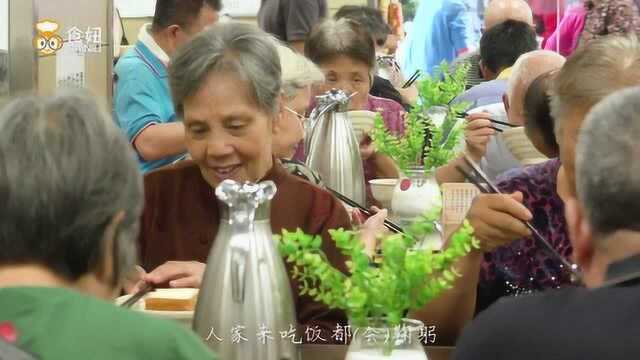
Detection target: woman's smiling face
<box><xmin>183</xmin><ymin>71</ymin><xmax>275</xmax><ymax>188</ymax></box>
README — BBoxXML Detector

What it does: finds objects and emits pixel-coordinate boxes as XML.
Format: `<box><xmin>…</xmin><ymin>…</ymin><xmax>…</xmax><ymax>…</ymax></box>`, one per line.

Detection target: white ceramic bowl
<box><xmin>116</xmin><ymin>288</ymin><xmax>198</xmax><ymax>327</ymax></box>
<box><xmin>501</xmin><ymin>127</ymin><xmax>548</xmax><ymax>165</ymax></box>
<box><xmin>349</xmin><ymin>110</ymin><xmax>377</xmax><ymax>142</ymax></box>
<box><xmin>369</xmin><ymin>178</ymin><xmax>397</xmax><ymax>209</ymax></box>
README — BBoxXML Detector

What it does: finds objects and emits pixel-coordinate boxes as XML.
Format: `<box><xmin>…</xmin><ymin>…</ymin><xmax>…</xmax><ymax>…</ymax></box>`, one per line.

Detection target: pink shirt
<box><xmin>544</xmin><ymin>2</ymin><xmax>587</xmax><ymax>57</ymax></box>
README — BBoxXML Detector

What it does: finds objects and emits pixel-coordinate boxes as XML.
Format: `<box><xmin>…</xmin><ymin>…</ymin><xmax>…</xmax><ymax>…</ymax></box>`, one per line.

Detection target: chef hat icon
<box><xmin>34</xmin><ymin>20</ymin><xmax>64</xmax><ymax>56</ymax></box>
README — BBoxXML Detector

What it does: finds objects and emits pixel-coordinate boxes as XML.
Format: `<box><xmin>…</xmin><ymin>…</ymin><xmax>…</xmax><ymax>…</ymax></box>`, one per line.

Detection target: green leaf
<box><xmin>276</xmin><ymin>211</ymin><xmax>479</xmax><ymax>327</ymax></box>
<box><xmin>311</xmin><ymin>236</ymin><xmax>322</xmax><ymax>249</ymax></box>
<box><xmin>372</xmin><ymin>61</ymin><xmax>469</xmax><ymax>172</ymax></box>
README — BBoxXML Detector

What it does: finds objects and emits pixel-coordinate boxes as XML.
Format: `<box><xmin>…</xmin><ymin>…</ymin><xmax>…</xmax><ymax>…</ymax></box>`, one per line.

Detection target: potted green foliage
<box><xmin>370</xmin><ymin>62</ymin><xmax>469</xmax><ymax>250</ymax></box>
<box><xmin>277</xmin><ymin>208</ymin><xmax>479</xmax><ymax>359</ymax></box>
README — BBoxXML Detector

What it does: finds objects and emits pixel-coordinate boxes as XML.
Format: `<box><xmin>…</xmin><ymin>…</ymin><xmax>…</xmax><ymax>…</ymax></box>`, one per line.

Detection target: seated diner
<box><xmin>413</xmin><ymin>34</ymin><xmax>640</xmax><ymax>344</ymax></box>
<box><xmin>272</xmin><ymin>41</ymin><xmax>326</xmax><ymax>187</ymax></box>
<box><xmin>455</xmin><ymin>85</ymin><xmax>640</xmax><ymax>360</ymax></box>
<box><xmin>132</xmin><ymin>22</ymin><xmax>385</xmax><ymax>340</ymax></box>
<box><xmin>0</xmin><ymin>93</ymin><xmax>214</xmax><ymax>359</ymax></box>
<box><xmin>302</xmin><ymin>18</ymin><xmax>406</xmax><ymax>206</ymax></box>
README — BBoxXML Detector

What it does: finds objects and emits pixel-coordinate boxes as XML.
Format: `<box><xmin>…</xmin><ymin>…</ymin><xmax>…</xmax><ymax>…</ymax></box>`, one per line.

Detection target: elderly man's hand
<box><xmin>134</xmin><ymin>261</ymin><xmax>206</xmax><ymax>290</ymax></box>
<box><xmin>465</xmin><ymin>112</ymin><xmax>496</xmax><ymax>162</ymax></box>
<box><xmin>467</xmin><ymin>192</ymin><xmax>532</xmax><ymax>252</ymax></box>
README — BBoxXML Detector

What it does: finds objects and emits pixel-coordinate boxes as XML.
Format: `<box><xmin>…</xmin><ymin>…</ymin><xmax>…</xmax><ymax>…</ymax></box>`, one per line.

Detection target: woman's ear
<box><xmin>74</xmin><ymin>211</ymin><xmax>126</xmax><ymax>300</ymax></box>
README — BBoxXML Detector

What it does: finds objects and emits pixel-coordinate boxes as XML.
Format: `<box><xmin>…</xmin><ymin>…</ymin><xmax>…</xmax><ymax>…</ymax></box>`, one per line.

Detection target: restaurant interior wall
<box><xmin>35</xmin><ymin>0</ymin><xmax>113</xmax><ymax>109</ymax></box>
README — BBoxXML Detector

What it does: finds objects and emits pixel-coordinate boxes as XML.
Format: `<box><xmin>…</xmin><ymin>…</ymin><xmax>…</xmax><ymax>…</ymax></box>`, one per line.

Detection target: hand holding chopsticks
<box><xmin>121</xmin><ymin>282</ymin><xmax>154</xmax><ymax>308</ymax></box>
<box><xmin>458</xmin><ymin>111</ymin><xmax>518</xmax><ymax>129</ymax></box>
<box><xmin>455</xmin><ymin>155</ymin><xmax>583</xmax><ymax>283</ymax></box>
<box><xmin>327</xmin><ymin>187</ymin><xmax>404</xmax><ymax>235</ymax></box>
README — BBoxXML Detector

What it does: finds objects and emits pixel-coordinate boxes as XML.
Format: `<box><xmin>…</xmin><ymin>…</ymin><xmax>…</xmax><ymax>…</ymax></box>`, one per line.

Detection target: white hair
<box><xmin>577</xmin><ymin>87</ymin><xmax>640</xmax><ymax>236</ymax></box>
<box><xmin>551</xmin><ymin>36</ymin><xmax>640</xmax><ymax>144</ymax></box>
<box><xmin>507</xmin><ymin>50</ymin><xmax>565</xmax><ymax>115</ymax></box>
<box><xmin>275</xmin><ymin>42</ymin><xmax>325</xmax><ymax>99</ymax></box>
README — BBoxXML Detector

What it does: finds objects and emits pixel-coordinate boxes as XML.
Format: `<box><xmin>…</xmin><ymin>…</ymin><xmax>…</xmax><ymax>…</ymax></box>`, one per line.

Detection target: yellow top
<box><xmin>497</xmin><ymin>67</ymin><xmax>513</xmax><ymax>80</ymax></box>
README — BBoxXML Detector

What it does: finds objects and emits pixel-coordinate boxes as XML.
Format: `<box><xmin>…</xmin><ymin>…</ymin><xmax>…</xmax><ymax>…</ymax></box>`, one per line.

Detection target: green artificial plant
<box><xmin>277</xmin><ymin>207</ymin><xmax>479</xmax><ymax>331</ymax></box>
<box><xmin>371</xmin><ymin>61</ymin><xmax>470</xmax><ymax>174</ymax></box>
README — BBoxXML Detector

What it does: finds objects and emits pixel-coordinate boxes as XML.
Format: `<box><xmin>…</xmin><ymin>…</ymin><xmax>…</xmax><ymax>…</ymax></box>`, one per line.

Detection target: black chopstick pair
<box><xmin>121</xmin><ymin>282</ymin><xmax>154</xmax><ymax>308</ymax></box>
<box><xmin>327</xmin><ymin>187</ymin><xmax>405</xmax><ymax>235</ymax></box>
<box><xmin>457</xmin><ymin>111</ymin><xmax>518</xmax><ymax>128</ymax></box>
<box><xmin>455</xmin><ymin>155</ymin><xmax>583</xmax><ymax>283</ymax></box>
<box><xmin>402</xmin><ymin>70</ymin><xmax>421</xmax><ymax>89</ymax></box>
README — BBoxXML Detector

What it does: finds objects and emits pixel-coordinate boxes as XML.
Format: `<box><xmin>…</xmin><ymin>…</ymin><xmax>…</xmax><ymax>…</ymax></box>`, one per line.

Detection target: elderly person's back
<box><xmin>454</xmin><ymin>86</ymin><xmax>640</xmax><ymax>360</ymax></box>
<box><xmin>0</xmin><ymin>94</ymin><xmax>214</xmax><ymax>359</ymax></box>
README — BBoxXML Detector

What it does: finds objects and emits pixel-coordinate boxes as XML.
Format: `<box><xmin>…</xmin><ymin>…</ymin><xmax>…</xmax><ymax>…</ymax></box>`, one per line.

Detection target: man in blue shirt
<box><xmin>401</xmin><ymin>0</ymin><xmax>479</xmax><ymax>77</ymax></box>
<box><xmin>114</xmin><ymin>0</ymin><xmax>220</xmax><ymax>173</ymax></box>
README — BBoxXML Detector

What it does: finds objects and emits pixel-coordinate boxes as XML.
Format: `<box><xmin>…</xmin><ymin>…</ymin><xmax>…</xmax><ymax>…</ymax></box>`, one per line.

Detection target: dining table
<box><xmin>300</xmin><ymin>344</ymin><xmax>454</xmax><ymax>360</ymax></box>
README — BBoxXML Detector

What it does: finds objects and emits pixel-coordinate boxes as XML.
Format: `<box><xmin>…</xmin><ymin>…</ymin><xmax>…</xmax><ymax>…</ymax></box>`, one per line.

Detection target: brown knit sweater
<box><xmin>139</xmin><ymin>160</ymin><xmax>350</xmax><ymax>342</ymax></box>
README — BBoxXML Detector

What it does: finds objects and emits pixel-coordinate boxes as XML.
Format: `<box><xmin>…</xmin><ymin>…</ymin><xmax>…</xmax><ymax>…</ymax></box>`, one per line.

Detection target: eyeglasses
<box><xmin>284</xmin><ymin>106</ymin><xmax>307</xmax><ymax>123</ymax></box>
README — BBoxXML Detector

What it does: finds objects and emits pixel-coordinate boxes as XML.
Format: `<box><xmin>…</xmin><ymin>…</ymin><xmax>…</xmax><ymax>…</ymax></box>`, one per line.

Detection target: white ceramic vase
<box><xmin>391</xmin><ymin>167</ymin><xmax>442</xmax><ymax>250</ymax></box>
<box><xmin>345</xmin><ymin>319</ymin><xmax>429</xmax><ymax>360</ymax></box>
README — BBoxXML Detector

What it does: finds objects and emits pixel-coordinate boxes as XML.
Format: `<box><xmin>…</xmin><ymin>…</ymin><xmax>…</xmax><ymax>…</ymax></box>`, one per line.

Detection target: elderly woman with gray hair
<box><xmin>133</xmin><ymin>23</ymin><xmax>375</xmax><ymax>340</ymax></box>
<box><xmin>303</xmin><ymin>18</ymin><xmax>405</xmax><ymax>206</ymax></box>
<box><xmin>0</xmin><ymin>94</ymin><xmax>214</xmax><ymax>358</ymax></box>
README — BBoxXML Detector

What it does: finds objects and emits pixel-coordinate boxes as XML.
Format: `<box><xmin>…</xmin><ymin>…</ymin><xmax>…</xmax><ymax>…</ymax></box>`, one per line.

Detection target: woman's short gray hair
<box><xmin>170</xmin><ymin>22</ymin><xmax>282</xmax><ymax>116</ymax></box>
<box><xmin>551</xmin><ymin>35</ymin><xmax>640</xmax><ymax>143</ymax></box>
<box><xmin>577</xmin><ymin>87</ymin><xmax>640</xmax><ymax>236</ymax></box>
<box><xmin>0</xmin><ymin>92</ymin><xmax>142</xmax><ymax>286</ymax></box>
<box><xmin>305</xmin><ymin>18</ymin><xmax>377</xmax><ymax>78</ymax></box>
<box><xmin>276</xmin><ymin>42</ymin><xmax>324</xmax><ymax>99</ymax></box>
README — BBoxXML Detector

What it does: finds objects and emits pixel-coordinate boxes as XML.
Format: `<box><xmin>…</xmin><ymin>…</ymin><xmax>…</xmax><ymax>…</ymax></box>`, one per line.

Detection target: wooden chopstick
<box><xmin>327</xmin><ymin>187</ymin><xmax>405</xmax><ymax>234</ymax></box>
<box><xmin>121</xmin><ymin>282</ymin><xmax>154</xmax><ymax>308</ymax></box>
<box><xmin>456</xmin><ymin>155</ymin><xmax>582</xmax><ymax>281</ymax></box>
